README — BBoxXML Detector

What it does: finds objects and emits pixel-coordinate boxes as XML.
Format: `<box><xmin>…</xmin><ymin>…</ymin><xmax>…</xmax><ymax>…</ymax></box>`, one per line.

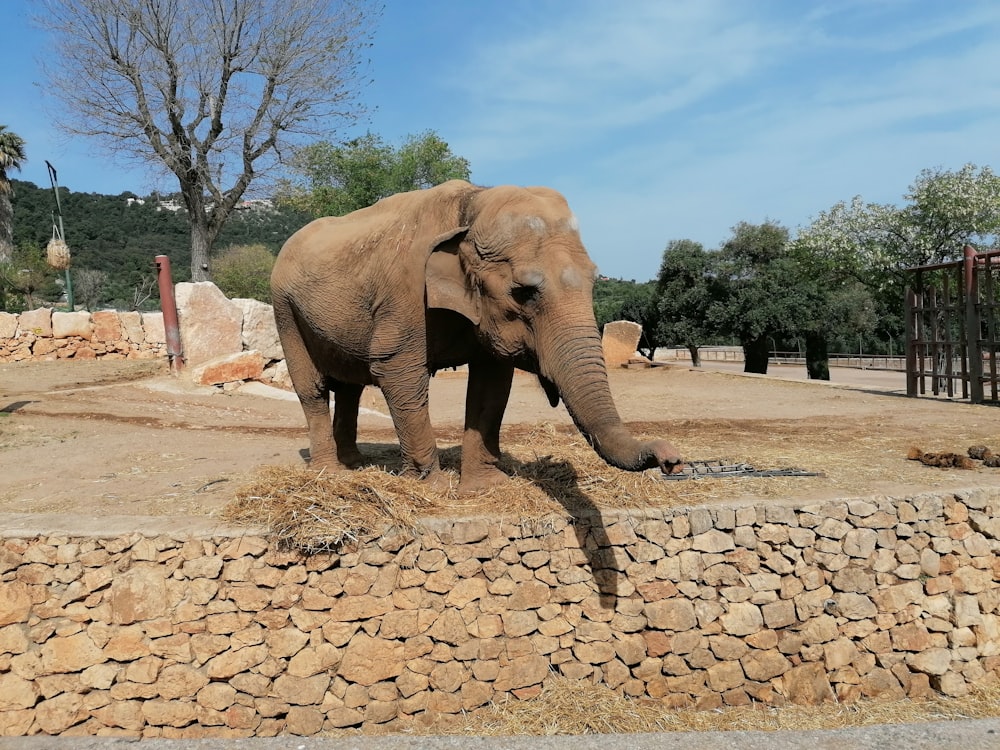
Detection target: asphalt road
<box><xmin>2</xmin><ymin>719</ymin><xmax>999</xmax><ymax>750</ymax></box>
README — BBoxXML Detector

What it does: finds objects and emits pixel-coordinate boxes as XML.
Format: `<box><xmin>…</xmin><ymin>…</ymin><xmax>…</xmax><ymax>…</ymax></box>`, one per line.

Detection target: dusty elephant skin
<box><xmin>271</xmin><ymin>180</ymin><xmax>683</xmax><ymax>491</ymax></box>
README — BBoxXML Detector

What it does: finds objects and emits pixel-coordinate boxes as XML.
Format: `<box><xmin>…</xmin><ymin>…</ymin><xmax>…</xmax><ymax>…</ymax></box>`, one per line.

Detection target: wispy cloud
<box><xmin>426</xmin><ymin>0</ymin><xmax>1000</xmax><ymax>277</ymax></box>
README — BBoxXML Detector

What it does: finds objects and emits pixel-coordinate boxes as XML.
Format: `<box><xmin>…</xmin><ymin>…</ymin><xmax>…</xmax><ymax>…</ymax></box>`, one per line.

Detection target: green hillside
<box><xmin>9</xmin><ymin>180</ymin><xmax>311</xmax><ymax>308</ymax></box>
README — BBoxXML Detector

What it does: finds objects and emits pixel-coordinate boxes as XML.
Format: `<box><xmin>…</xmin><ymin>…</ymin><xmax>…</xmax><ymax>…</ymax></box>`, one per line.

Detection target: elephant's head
<box><xmin>425</xmin><ymin>184</ymin><xmax>683</xmax><ymax>475</ymax></box>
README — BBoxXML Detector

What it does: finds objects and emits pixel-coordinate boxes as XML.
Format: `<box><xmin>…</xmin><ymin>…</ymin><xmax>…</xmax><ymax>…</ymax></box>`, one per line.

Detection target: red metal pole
<box><xmin>154</xmin><ymin>255</ymin><xmax>184</xmax><ymax>373</ymax></box>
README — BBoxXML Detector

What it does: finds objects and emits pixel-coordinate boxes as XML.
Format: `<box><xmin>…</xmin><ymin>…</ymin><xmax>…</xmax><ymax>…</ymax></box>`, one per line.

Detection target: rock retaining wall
<box><xmin>1</xmin><ymin>490</ymin><xmax>999</xmax><ymax>738</ymax></box>
<box><xmin>0</xmin><ymin>309</ymin><xmax>166</xmax><ymax>362</ymax></box>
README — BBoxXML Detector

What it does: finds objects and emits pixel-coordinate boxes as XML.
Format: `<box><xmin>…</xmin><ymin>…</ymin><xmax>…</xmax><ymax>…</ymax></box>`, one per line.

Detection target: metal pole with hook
<box><xmin>45</xmin><ymin>161</ymin><xmax>74</xmax><ymax>310</ymax></box>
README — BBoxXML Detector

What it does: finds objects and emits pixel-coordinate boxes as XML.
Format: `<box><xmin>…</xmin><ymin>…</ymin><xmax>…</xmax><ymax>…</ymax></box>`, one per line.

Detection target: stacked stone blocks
<box><xmin>0</xmin><ymin>309</ymin><xmax>166</xmax><ymax>362</ymax></box>
<box><xmin>0</xmin><ymin>489</ymin><xmax>998</xmax><ymax>737</ymax></box>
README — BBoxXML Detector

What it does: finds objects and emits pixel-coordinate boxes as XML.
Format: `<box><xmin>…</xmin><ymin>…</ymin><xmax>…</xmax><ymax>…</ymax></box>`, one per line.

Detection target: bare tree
<box><xmin>129</xmin><ymin>275</ymin><xmax>157</xmax><ymax>311</ymax></box>
<box><xmin>73</xmin><ymin>268</ymin><xmax>109</xmax><ymax>310</ymax></box>
<box><xmin>37</xmin><ymin>0</ymin><xmax>378</xmax><ymax>281</ymax></box>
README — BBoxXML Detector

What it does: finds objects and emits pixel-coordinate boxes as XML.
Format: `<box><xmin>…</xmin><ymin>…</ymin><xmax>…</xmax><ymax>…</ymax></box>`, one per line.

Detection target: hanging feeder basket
<box><xmin>46</xmin><ymin>237</ymin><xmax>71</xmax><ymax>271</ymax></box>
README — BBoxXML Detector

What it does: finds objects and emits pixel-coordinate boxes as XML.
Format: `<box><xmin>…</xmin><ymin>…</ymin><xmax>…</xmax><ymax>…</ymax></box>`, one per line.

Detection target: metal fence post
<box><xmin>965</xmin><ymin>245</ymin><xmax>984</xmax><ymax>403</ymax></box>
<box><xmin>155</xmin><ymin>255</ymin><xmax>184</xmax><ymax>373</ymax></box>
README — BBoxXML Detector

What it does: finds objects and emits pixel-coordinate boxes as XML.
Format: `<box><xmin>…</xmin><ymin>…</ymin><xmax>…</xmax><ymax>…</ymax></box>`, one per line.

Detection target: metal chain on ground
<box><xmin>656</xmin><ymin>459</ymin><xmax>823</xmax><ymax>481</ymax></box>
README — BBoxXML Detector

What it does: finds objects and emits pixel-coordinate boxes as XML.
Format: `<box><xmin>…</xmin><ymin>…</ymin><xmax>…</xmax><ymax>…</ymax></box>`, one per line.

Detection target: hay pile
<box><xmin>225</xmin><ymin>418</ymin><xmax>1000</xmax><ymax>550</ymax></box>
<box><xmin>46</xmin><ymin>238</ymin><xmax>71</xmax><ymax>270</ymax></box>
<box><xmin>222</xmin><ymin>466</ymin><xmax>445</xmax><ymax>552</ymax></box>
<box><xmin>455</xmin><ymin>678</ymin><xmax>1000</xmax><ymax>735</ymax></box>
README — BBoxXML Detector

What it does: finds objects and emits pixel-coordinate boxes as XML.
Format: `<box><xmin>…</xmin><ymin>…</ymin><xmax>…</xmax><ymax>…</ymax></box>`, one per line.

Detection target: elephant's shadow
<box><xmin>493</xmin><ymin>451</ymin><xmax>620</xmax><ymax>608</ymax></box>
<box><xmin>308</xmin><ymin>442</ymin><xmax>620</xmax><ymax>608</ymax></box>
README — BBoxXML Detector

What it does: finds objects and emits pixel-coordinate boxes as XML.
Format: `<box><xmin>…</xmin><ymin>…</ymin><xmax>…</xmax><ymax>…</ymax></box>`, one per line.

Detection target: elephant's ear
<box><xmin>426</xmin><ymin>228</ymin><xmax>481</xmax><ymax>325</ymax></box>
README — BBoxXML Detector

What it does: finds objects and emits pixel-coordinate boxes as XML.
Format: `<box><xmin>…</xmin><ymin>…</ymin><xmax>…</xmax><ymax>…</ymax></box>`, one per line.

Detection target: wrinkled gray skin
<box><xmin>271</xmin><ymin>180</ymin><xmax>683</xmax><ymax>492</ymax></box>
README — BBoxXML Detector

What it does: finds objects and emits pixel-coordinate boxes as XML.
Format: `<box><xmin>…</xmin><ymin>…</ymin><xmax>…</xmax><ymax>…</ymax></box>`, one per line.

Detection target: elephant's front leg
<box><xmin>374</xmin><ymin>362</ymin><xmax>448</xmax><ymax>488</ymax></box>
<box><xmin>459</xmin><ymin>360</ymin><xmax>515</xmax><ymax>492</ymax></box>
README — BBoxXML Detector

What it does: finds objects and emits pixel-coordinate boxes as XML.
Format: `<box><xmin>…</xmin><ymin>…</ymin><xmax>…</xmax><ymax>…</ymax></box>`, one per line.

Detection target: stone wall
<box><xmin>0</xmin><ymin>284</ymin><xmax>288</xmax><ymax>388</ymax></box>
<box><xmin>1</xmin><ymin>490</ymin><xmax>999</xmax><ymax>738</ymax></box>
<box><xmin>0</xmin><ymin>308</ymin><xmax>166</xmax><ymax>362</ymax></box>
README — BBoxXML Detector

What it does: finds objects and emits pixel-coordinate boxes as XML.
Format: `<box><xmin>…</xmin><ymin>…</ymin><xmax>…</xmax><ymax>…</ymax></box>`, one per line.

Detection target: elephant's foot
<box><xmin>400</xmin><ymin>463</ymin><xmax>453</xmax><ymax>493</ymax></box>
<box><xmin>424</xmin><ymin>469</ymin><xmax>454</xmax><ymax>493</ymax></box>
<box><xmin>458</xmin><ymin>465</ymin><xmax>509</xmax><ymax>494</ymax></box>
<box><xmin>307</xmin><ymin>452</ymin><xmax>353</xmax><ymax>474</ymax></box>
<box><xmin>337</xmin><ymin>448</ymin><xmax>365</xmax><ymax>469</ymax></box>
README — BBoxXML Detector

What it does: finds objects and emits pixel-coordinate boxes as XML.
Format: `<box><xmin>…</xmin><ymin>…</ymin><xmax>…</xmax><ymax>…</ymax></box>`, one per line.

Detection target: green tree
<box><xmin>0</xmin><ymin>242</ymin><xmax>60</xmax><ymax>310</ymax></box>
<box><xmin>37</xmin><ymin>0</ymin><xmax>379</xmax><ymax>282</ymax></box>
<box><xmin>654</xmin><ymin>239</ymin><xmax>717</xmax><ymax>366</ymax></box>
<box><xmin>0</xmin><ymin>125</ymin><xmax>27</xmax><ymax>263</ymax></box>
<box><xmin>709</xmin><ymin>221</ymin><xmax>800</xmax><ymax>374</ymax></box>
<box><xmin>10</xmin><ymin>179</ymin><xmax>310</xmax><ymax>309</ymax></box>
<box><xmin>212</xmin><ymin>243</ymin><xmax>275</xmax><ymax>302</ymax></box>
<box><xmin>785</xmin><ymin>237</ymin><xmax>878</xmax><ymax>380</ymax></box>
<box><xmin>281</xmin><ymin>131</ymin><xmax>471</xmax><ymax>217</ymax></box>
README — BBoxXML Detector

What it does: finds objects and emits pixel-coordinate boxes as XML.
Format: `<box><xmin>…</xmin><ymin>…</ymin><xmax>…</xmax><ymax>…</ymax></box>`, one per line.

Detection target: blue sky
<box><xmin>3</xmin><ymin>0</ymin><xmax>1000</xmax><ymax>281</ymax></box>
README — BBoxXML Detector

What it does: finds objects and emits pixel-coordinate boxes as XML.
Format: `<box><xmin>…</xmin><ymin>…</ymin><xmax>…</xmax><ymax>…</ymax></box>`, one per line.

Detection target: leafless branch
<box><xmin>36</xmin><ymin>0</ymin><xmax>379</xmax><ymax>280</ymax></box>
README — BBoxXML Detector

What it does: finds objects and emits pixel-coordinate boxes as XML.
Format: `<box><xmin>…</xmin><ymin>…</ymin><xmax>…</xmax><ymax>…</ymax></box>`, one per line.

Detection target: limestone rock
<box><xmin>645</xmin><ymin>599</ymin><xmax>696</xmax><ymax>631</ymax></box>
<box><xmin>111</xmin><ymin>566</ymin><xmax>169</xmax><ymax>624</ymax></box>
<box><xmin>35</xmin><ymin>692</ymin><xmax>86</xmax><ymax>734</ymax></box>
<box><xmin>601</xmin><ymin>320</ymin><xmax>642</xmax><ymax>368</ymax></box>
<box><xmin>52</xmin><ymin>311</ymin><xmax>93</xmax><ymax>339</ymax></box>
<box><xmin>0</xmin><ymin>581</ymin><xmax>33</xmax><ymax>626</ymax></box>
<box><xmin>264</xmin><ymin>359</ymin><xmax>292</xmax><ymax>389</ymax></box>
<box><xmin>120</xmin><ymin>311</ymin><xmax>145</xmax><ymax>344</ymax></box>
<box><xmin>907</xmin><ymin>647</ymin><xmax>952</xmax><ymax>676</ymax></box>
<box><xmin>175</xmin><ymin>281</ymin><xmax>243</xmax><ymax>365</ymax></box>
<box><xmin>142</xmin><ymin>311</ymin><xmax>166</xmax><ymax>344</ymax></box>
<box><xmin>338</xmin><ymin>633</ymin><xmax>404</xmax><ymax>686</ymax></box>
<box><xmin>18</xmin><ymin>307</ymin><xmax>52</xmax><ymax>337</ymax></box>
<box><xmin>91</xmin><ymin>310</ymin><xmax>123</xmax><ymax>342</ymax></box>
<box><xmin>0</xmin><ymin>311</ymin><xmax>17</xmax><ymax>338</ymax></box>
<box><xmin>190</xmin><ymin>350</ymin><xmax>265</xmax><ymax>386</ymax></box>
<box><xmin>40</xmin><ymin>632</ymin><xmax>105</xmax><ymax>674</ymax></box>
<box><xmin>778</xmin><ymin>663</ymin><xmax>835</xmax><ymax>705</ymax></box>
<box><xmin>233</xmin><ymin>298</ymin><xmax>283</xmax><ymax>360</ymax></box>
<box><xmin>0</xmin><ymin>673</ymin><xmax>38</xmax><ymax>710</ymax></box>
<box><xmin>720</xmin><ymin>602</ymin><xmax>763</xmax><ymax>636</ymax></box>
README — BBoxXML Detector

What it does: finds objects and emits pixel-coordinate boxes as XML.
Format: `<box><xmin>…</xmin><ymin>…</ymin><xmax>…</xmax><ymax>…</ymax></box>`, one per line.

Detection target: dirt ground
<box><xmin>2</xmin><ymin>358</ymin><xmax>1000</xmax><ymax>521</ymax></box>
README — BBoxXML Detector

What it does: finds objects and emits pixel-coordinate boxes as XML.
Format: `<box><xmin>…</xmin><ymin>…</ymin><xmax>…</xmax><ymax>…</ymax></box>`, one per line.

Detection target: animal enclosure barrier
<box><xmin>905</xmin><ymin>246</ymin><xmax>1000</xmax><ymax>403</ymax></box>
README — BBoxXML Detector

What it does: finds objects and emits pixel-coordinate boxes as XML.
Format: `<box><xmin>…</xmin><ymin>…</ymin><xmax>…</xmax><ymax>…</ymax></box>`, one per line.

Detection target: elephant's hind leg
<box><xmin>332</xmin><ymin>382</ymin><xmax>365</xmax><ymax>468</ymax></box>
<box><xmin>274</xmin><ymin>303</ymin><xmax>340</xmax><ymax>472</ymax></box>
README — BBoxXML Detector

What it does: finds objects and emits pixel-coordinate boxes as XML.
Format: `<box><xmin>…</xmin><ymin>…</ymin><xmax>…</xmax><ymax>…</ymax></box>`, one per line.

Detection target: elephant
<box><xmin>270</xmin><ymin>180</ymin><xmax>683</xmax><ymax>492</ymax></box>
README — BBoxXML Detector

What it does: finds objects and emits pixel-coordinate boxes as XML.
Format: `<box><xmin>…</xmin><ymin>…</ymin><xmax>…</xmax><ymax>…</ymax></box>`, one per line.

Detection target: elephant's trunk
<box><xmin>538</xmin><ymin>323</ymin><xmax>682</xmax><ymax>473</ymax></box>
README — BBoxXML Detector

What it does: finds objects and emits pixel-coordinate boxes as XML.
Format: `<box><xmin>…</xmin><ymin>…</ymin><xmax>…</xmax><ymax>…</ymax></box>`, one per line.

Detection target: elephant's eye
<box><xmin>511</xmin><ymin>284</ymin><xmax>540</xmax><ymax>306</ymax></box>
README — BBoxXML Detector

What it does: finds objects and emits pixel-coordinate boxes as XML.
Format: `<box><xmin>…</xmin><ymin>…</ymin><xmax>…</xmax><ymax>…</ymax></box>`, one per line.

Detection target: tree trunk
<box><xmin>687</xmin><ymin>344</ymin><xmax>701</xmax><ymax>367</ymax></box>
<box><xmin>805</xmin><ymin>332</ymin><xmax>830</xmax><ymax>380</ymax></box>
<box><xmin>742</xmin><ymin>335</ymin><xmax>769</xmax><ymax>374</ymax></box>
<box><xmin>0</xmin><ymin>192</ymin><xmax>13</xmax><ymax>263</ymax></box>
<box><xmin>190</xmin><ymin>218</ymin><xmax>213</xmax><ymax>282</ymax></box>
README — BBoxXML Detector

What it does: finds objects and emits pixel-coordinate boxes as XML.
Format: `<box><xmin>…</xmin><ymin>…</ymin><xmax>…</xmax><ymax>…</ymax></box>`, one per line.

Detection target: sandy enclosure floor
<box><xmin>2</xmin><ymin>358</ymin><xmax>1000</xmax><ymax>520</ymax></box>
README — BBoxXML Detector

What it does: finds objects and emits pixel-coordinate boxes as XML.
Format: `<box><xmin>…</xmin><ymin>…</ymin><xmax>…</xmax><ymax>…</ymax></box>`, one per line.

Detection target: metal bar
<box><xmin>983</xmin><ymin>252</ymin><xmax>1000</xmax><ymax>401</ymax></box>
<box><xmin>154</xmin><ymin>255</ymin><xmax>184</xmax><ymax>373</ymax></box>
<box><xmin>966</xmin><ymin>245</ymin><xmax>984</xmax><ymax>403</ymax></box>
<box><xmin>905</xmin><ymin>287</ymin><xmax>918</xmax><ymax>397</ymax></box>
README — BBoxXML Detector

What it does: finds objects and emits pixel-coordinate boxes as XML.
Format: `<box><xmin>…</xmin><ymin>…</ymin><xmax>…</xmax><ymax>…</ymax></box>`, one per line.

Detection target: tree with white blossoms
<box><xmin>795</xmin><ymin>163</ymin><xmax>1000</xmax><ymax>375</ymax></box>
<box><xmin>798</xmin><ymin>164</ymin><xmax>1000</xmax><ymax>291</ymax></box>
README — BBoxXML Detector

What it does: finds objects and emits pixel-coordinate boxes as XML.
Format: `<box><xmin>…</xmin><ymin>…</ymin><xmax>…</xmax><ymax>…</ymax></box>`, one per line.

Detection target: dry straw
<box><xmin>46</xmin><ymin>238</ymin><xmax>71</xmax><ymax>270</ymax></box>
<box><xmin>452</xmin><ymin>678</ymin><xmax>1000</xmax><ymax>735</ymax></box>
<box><xmin>225</xmin><ymin>418</ymin><xmax>999</xmax><ymax>550</ymax></box>
<box><xmin>223</xmin><ymin>465</ymin><xmax>444</xmax><ymax>552</ymax></box>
